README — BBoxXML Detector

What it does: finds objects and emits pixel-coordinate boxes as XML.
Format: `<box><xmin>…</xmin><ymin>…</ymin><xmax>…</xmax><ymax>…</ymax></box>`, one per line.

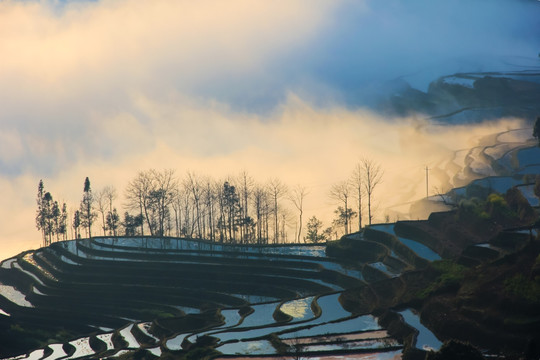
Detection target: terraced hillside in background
<box><xmin>0</xmin><ymin>128</ymin><xmax>539</xmax><ymax>360</ymax></box>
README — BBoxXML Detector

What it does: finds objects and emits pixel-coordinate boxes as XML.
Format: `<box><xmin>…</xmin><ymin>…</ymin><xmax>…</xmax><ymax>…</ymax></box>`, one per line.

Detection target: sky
<box><xmin>0</xmin><ymin>0</ymin><xmax>539</xmax><ymax>259</ymax></box>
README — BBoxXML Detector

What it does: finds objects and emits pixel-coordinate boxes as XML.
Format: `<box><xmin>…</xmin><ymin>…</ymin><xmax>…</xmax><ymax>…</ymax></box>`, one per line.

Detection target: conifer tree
<box><xmin>42</xmin><ymin>192</ymin><xmax>54</xmax><ymax>246</ymax></box>
<box><xmin>73</xmin><ymin>210</ymin><xmax>81</xmax><ymax>239</ymax></box>
<box><xmin>79</xmin><ymin>177</ymin><xmax>96</xmax><ymax>238</ymax></box>
<box><xmin>35</xmin><ymin>180</ymin><xmax>46</xmax><ymax>245</ymax></box>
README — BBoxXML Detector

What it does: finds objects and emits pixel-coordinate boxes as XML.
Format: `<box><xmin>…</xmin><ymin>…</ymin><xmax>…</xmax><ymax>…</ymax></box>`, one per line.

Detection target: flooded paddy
<box><xmin>96</xmin><ymin>333</ymin><xmax>115</xmax><ymax>350</ymax></box>
<box><xmin>236</xmin><ymin>301</ymin><xmax>281</xmax><ymax>328</ymax></box>
<box><xmin>279</xmin><ymin>296</ymin><xmax>315</xmax><ymax>321</ymax></box>
<box><xmin>282</xmin><ymin>330</ymin><xmax>390</xmax><ymax>345</ymax></box>
<box><xmin>137</xmin><ymin>322</ymin><xmax>159</xmax><ymax>343</ymax></box>
<box><xmin>119</xmin><ymin>324</ymin><xmax>140</xmax><ymax>348</ymax></box>
<box><xmin>213</xmin><ymin>349</ymin><xmax>403</xmax><ymax>359</ymax></box>
<box><xmin>0</xmin><ymin>259</ymin><xmax>15</xmax><ymax>269</ymax></box>
<box><xmin>279</xmin><ymin>315</ymin><xmax>381</xmax><ymax>339</ymax></box>
<box><xmin>65</xmin><ymin>337</ymin><xmax>94</xmax><ymax>359</ymax></box>
<box><xmin>301</xmin><ymin>338</ymin><xmax>401</xmax><ymax>352</ymax></box>
<box><xmin>42</xmin><ymin>344</ymin><xmax>67</xmax><ymax>360</ymax></box>
<box><xmin>0</xmin><ymin>284</ymin><xmax>33</xmax><ymax>308</ymax></box>
<box><xmin>369</xmin><ymin>224</ymin><xmax>441</xmax><ymax>262</ymax></box>
<box><xmin>398</xmin><ymin>309</ymin><xmax>441</xmax><ymax>351</ymax></box>
<box><xmin>217</xmin><ymin>339</ymin><xmax>276</xmax><ymax>355</ymax></box>
<box><xmin>165</xmin><ymin>333</ymin><xmax>189</xmax><ymax>351</ymax></box>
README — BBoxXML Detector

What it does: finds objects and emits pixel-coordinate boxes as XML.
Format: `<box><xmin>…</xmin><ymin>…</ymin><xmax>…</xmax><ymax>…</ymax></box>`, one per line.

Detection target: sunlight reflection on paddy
<box><xmin>0</xmin><ymin>284</ymin><xmax>33</xmax><ymax>308</ymax></box>
<box><xmin>64</xmin><ymin>337</ymin><xmax>94</xmax><ymax>359</ymax></box>
<box><xmin>42</xmin><ymin>344</ymin><xmax>67</xmax><ymax>360</ymax></box>
<box><xmin>217</xmin><ymin>339</ymin><xmax>276</xmax><ymax>355</ymax></box>
<box><xmin>96</xmin><ymin>333</ymin><xmax>115</xmax><ymax>350</ymax></box>
<box><xmin>279</xmin><ymin>296</ymin><xmax>314</xmax><ymax>320</ymax></box>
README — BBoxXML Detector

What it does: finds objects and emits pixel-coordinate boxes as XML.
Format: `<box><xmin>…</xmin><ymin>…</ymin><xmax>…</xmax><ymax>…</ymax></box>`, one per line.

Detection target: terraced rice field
<box><xmin>0</xmin><ymin>237</ymin><xmax>403</xmax><ymax>359</ymax></box>
<box><xmin>0</xmin><ymin>131</ymin><xmax>538</xmax><ymax>359</ymax></box>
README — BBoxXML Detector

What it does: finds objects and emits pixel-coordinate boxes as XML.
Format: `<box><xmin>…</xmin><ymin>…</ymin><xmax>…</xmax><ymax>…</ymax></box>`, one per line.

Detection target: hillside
<box><xmin>374</xmin><ymin>71</ymin><xmax>540</xmax><ymax>123</ymax></box>
<box><xmin>0</xmin><ymin>130</ymin><xmax>538</xmax><ymax>359</ymax></box>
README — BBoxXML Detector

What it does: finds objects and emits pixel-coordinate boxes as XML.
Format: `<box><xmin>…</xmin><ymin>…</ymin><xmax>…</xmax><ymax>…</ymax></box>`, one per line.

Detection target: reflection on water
<box><xmin>217</xmin><ymin>340</ymin><xmax>276</xmax><ymax>355</ymax></box>
<box><xmin>95</xmin><ymin>237</ymin><xmax>326</xmax><ymax>257</ymax></box>
<box><xmin>280</xmin><ymin>315</ymin><xmax>381</xmax><ymax>339</ymax></box>
<box><xmin>303</xmin><ymin>338</ymin><xmax>400</xmax><ymax>352</ymax></box>
<box><xmin>231</xmin><ymin>294</ymin><xmax>279</xmax><ymax>304</ymax></box>
<box><xmin>237</xmin><ymin>301</ymin><xmax>280</xmax><ymax>328</ymax></box>
<box><xmin>96</xmin><ymin>333</ymin><xmax>115</xmax><ymax>350</ymax></box>
<box><xmin>370</xmin><ymin>225</ymin><xmax>441</xmax><ymax>262</ymax></box>
<box><xmin>119</xmin><ymin>324</ymin><xmax>139</xmax><ymax>349</ymax></box>
<box><xmin>25</xmin><ymin>350</ymin><xmax>44</xmax><ymax>360</ymax></box>
<box><xmin>220</xmin><ymin>309</ymin><xmax>242</xmax><ymax>327</ymax></box>
<box><xmin>166</xmin><ymin>333</ymin><xmax>188</xmax><ymax>350</ymax></box>
<box><xmin>315</xmin><ymin>293</ymin><xmax>350</xmax><ymax>322</ymax></box>
<box><xmin>0</xmin><ymin>284</ymin><xmax>33</xmax><ymax>308</ymax></box>
<box><xmin>42</xmin><ymin>344</ymin><xmax>67</xmax><ymax>360</ymax></box>
<box><xmin>65</xmin><ymin>337</ymin><xmax>94</xmax><ymax>359</ymax></box>
<box><xmin>0</xmin><ymin>259</ymin><xmax>15</xmax><ymax>269</ymax></box>
<box><xmin>280</xmin><ymin>297</ymin><xmax>314</xmax><ymax>320</ymax></box>
<box><xmin>147</xmin><ymin>347</ymin><xmax>162</xmax><ymax>357</ymax></box>
<box><xmin>398</xmin><ymin>309</ymin><xmax>441</xmax><ymax>351</ymax></box>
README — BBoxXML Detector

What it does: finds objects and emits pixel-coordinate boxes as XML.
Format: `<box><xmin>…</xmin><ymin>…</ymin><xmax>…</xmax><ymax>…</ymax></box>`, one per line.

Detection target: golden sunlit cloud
<box><xmin>0</xmin><ymin>0</ymin><xmax>335</xmax><ymax>99</ymax></box>
<box><xmin>0</xmin><ymin>92</ymin><xmax>527</xmax><ymax>260</ymax></box>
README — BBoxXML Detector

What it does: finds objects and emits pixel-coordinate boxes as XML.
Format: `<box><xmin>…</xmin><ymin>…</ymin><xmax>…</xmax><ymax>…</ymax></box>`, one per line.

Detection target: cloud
<box><xmin>0</xmin><ymin>92</ymin><xmax>527</xmax><ymax>260</ymax></box>
<box><xmin>0</xmin><ymin>0</ymin><xmax>335</xmax><ymax>109</ymax></box>
<box><xmin>294</xmin><ymin>0</ymin><xmax>540</xmax><ymax>102</ymax></box>
<box><xmin>0</xmin><ymin>0</ymin><xmax>339</xmax><ymax>175</ymax></box>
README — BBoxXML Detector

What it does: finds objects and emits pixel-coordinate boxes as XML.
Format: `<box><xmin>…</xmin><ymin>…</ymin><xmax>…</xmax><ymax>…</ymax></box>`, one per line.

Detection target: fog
<box><xmin>0</xmin><ymin>96</ymin><xmax>525</xmax><ymax>259</ymax></box>
<box><xmin>0</xmin><ymin>0</ymin><xmax>538</xmax><ymax>259</ymax></box>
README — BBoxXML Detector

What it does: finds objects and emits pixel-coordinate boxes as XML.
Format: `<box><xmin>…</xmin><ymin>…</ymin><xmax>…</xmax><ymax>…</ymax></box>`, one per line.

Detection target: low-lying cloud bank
<box><xmin>0</xmin><ymin>94</ymin><xmax>527</xmax><ymax>259</ymax></box>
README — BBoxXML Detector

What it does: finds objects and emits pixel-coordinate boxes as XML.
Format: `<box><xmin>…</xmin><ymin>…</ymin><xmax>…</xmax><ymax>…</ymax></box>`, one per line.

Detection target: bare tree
<box><xmin>280</xmin><ymin>208</ymin><xmax>294</xmax><ymax>243</ymax></box>
<box><xmin>96</xmin><ymin>190</ymin><xmax>108</xmax><ymax>235</ymax></box>
<box><xmin>180</xmin><ymin>183</ymin><xmax>195</xmax><ymax>238</ymax></box>
<box><xmin>329</xmin><ymin>180</ymin><xmax>352</xmax><ymax>234</ymax></box>
<box><xmin>171</xmin><ymin>187</ymin><xmax>182</xmax><ymax>237</ymax></box>
<box><xmin>203</xmin><ymin>178</ymin><xmax>217</xmax><ymax>241</ymax></box>
<box><xmin>102</xmin><ymin>186</ymin><xmax>117</xmax><ymax>235</ymax></box>
<box><xmin>351</xmin><ymin>163</ymin><xmax>364</xmax><ymax>231</ymax></box>
<box><xmin>238</xmin><ymin>171</ymin><xmax>254</xmax><ymax>243</ymax></box>
<box><xmin>267</xmin><ymin>178</ymin><xmax>288</xmax><ymax>244</ymax></box>
<box><xmin>125</xmin><ymin>171</ymin><xmax>153</xmax><ymax>235</ymax></box>
<box><xmin>361</xmin><ymin>158</ymin><xmax>384</xmax><ymax>225</ymax></box>
<box><xmin>185</xmin><ymin>172</ymin><xmax>203</xmax><ymax>239</ymax></box>
<box><xmin>252</xmin><ymin>185</ymin><xmax>268</xmax><ymax>244</ymax></box>
<box><xmin>102</xmin><ymin>186</ymin><xmax>116</xmax><ymax>213</ymax></box>
<box><xmin>152</xmin><ymin>169</ymin><xmax>178</xmax><ymax>236</ymax></box>
<box><xmin>215</xmin><ymin>180</ymin><xmax>226</xmax><ymax>242</ymax></box>
<box><xmin>289</xmin><ymin>185</ymin><xmax>308</xmax><ymax>243</ymax></box>
<box><xmin>125</xmin><ymin>170</ymin><xmax>178</xmax><ymax>236</ymax></box>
